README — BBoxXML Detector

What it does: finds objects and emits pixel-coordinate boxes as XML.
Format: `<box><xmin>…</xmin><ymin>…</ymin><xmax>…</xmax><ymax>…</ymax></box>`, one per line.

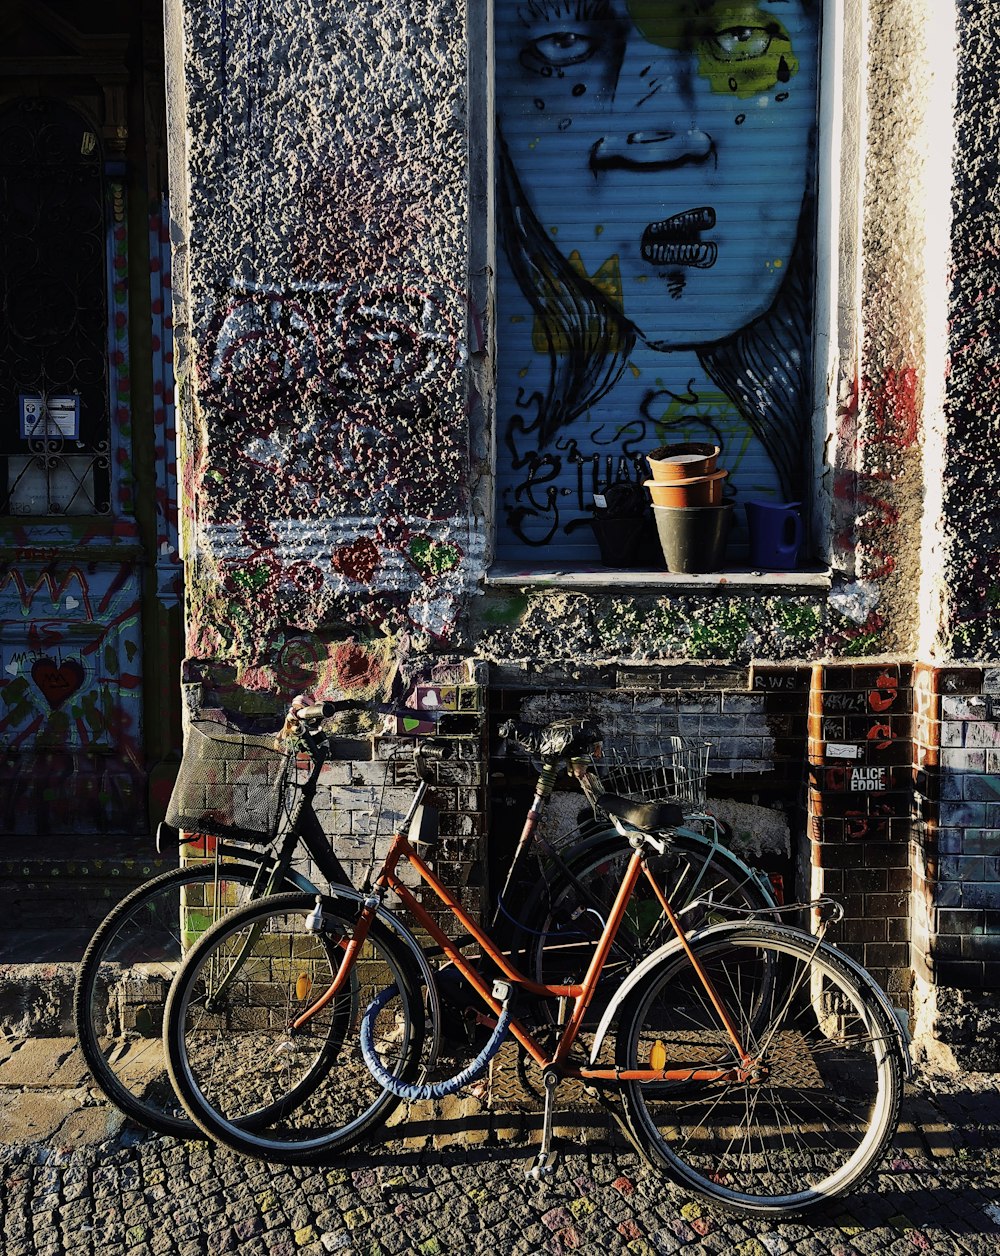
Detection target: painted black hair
<box><xmin>496</xmin><ymin>132</ymin><xmax>637</xmax><ymax>456</ymax></box>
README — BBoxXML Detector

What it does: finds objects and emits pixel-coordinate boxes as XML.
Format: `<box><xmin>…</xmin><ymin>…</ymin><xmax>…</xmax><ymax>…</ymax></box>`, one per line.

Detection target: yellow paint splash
<box><xmin>626</xmin><ymin>1</ymin><xmax>798</xmax><ymax>98</ymax></box>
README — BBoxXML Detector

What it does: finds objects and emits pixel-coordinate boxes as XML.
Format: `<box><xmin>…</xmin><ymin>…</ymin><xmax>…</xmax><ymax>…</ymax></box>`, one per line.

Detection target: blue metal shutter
<box><xmin>494</xmin><ymin>2</ymin><xmax>822</xmax><ymax>566</ymax></box>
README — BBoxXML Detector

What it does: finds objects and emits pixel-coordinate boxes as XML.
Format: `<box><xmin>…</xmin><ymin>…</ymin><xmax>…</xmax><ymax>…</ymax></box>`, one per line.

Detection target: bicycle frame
<box><xmin>293</xmin><ymin>819</ymin><xmax>758</xmax><ymax>1087</ymax></box>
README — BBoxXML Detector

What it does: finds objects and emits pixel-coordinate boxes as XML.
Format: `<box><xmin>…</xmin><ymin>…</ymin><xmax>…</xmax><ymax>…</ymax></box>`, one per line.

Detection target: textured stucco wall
<box><xmin>826</xmin><ymin>0</ymin><xmax>936</xmax><ymax>657</ymax></box>
<box><xmin>940</xmin><ymin>2</ymin><xmax>1000</xmax><ymax>659</ymax></box>
<box><xmin>169</xmin><ymin>0</ymin><xmax>481</xmax><ymax>708</ymax></box>
<box><xmin>165</xmin><ymin>0</ymin><xmax>960</xmax><ymax>698</ymax></box>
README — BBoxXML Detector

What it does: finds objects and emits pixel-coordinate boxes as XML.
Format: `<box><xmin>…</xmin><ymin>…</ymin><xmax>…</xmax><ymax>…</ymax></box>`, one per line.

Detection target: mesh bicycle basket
<box><xmin>165</xmin><ymin>721</ymin><xmax>294</xmax><ymax>843</ymax></box>
<box><xmin>598</xmin><ymin>736</ymin><xmax>710</xmax><ymax>807</ymax></box>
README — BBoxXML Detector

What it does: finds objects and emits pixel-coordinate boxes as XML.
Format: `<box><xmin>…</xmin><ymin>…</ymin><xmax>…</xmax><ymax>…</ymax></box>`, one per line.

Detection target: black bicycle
<box><xmin>76</xmin><ymin>702</ymin><xmax>777</xmax><ymax>1138</ymax></box>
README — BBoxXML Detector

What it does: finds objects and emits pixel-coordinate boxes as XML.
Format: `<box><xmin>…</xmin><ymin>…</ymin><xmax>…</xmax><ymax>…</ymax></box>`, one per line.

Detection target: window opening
<box><xmin>0</xmin><ymin>97</ymin><xmax>112</xmax><ymax>516</ymax></box>
<box><xmin>494</xmin><ymin>0</ymin><xmax>822</xmax><ymax>567</ymax></box>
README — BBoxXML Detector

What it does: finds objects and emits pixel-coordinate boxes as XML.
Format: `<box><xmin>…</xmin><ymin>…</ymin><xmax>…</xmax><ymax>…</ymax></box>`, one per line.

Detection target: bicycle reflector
<box><xmin>649</xmin><ymin>1041</ymin><xmax>667</xmax><ymax>1071</ymax></box>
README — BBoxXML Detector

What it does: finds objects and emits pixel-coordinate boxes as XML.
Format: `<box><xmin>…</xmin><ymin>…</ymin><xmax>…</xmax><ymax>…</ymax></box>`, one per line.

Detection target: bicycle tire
<box><xmin>518</xmin><ymin>829</ymin><xmax>777</xmax><ymax>993</ymax></box>
<box><xmin>164</xmin><ymin>891</ymin><xmax>425</xmax><ymax>1163</ymax></box>
<box><xmin>616</xmin><ymin>923</ymin><xmax>904</xmax><ymax>1217</ymax></box>
<box><xmin>74</xmin><ymin>859</ymin><xmax>304</xmax><ymax>1137</ymax></box>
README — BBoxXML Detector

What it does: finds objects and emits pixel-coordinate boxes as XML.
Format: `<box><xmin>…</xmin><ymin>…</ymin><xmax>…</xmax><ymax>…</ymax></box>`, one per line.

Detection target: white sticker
<box><xmin>593</xmin><ymin>494</ymin><xmax>607</xmax><ymax>509</ymax></box>
<box><xmin>850</xmin><ymin>766</ymin><xmax>886</xmax><ymax>792</ymax></box>
<box><xmin>826</xmin><ymin>743</ymin><xmax>861</xmax><ymax>760</ymax></box>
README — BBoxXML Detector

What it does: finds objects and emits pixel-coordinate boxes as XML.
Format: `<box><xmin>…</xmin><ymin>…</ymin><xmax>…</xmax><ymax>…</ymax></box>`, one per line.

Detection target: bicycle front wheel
<box><xmin>164</xmin><ymin>892</ymin><xmax>425</xmax><ymax>1163</ymax></box>
<box><xmin>74</xmin><ymin>859</ymin><xmax>301</xmax><ymax>1137</ymax></box>
<box><xmin>617</xmin><ymin>924</ymin><xmax>903</xmax><ymax>1217</ymax></box>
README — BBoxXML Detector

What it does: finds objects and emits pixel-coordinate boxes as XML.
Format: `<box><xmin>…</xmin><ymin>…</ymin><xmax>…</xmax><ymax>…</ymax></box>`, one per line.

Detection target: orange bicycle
<box><xmin>163</xmin><ymin>722</ymin><xmax>910</xmax><ymax>1218</ymax></box>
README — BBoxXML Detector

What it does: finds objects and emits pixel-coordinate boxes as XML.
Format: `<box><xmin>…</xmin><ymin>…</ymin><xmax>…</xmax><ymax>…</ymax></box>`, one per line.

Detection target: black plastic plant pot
<box><xmin>652</xmin><ymin>502</ymin><xmax>733</xmax><ymax>573</ymax></box>
<box><xmin>591</xmin><ymin>511</ymin><xmax>663</xmax><ymax>569</ymax></box>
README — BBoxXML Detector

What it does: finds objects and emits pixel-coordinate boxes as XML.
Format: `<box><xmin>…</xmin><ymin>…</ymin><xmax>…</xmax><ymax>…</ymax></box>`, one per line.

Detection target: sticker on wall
<box><xmin>826</xmin><ymin>743</ymin><xmax>862</xmax><ymax>760</ymax></box>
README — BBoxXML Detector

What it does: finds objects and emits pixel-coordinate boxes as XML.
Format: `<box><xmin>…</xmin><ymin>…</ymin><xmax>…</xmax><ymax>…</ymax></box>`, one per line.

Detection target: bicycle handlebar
<box><xmin>290</xmin><ymin>697</ymin><xmax>445</xmax><ymax>727</ymax></box>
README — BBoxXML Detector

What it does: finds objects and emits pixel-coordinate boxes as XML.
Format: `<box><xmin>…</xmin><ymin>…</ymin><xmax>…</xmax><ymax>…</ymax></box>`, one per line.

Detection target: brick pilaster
<box><xmin>807</xmin><ymin>663</ymin><xmax>914</xmax><ymax>1011</ymax></box>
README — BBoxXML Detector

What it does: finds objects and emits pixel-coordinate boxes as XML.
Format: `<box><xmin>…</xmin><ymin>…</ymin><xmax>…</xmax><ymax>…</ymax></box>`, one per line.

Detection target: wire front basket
<box><xmin>596</xmin><ymin>736</ymin><xmax>711</xmax><ymax>807</ymax></box>
<box><xmin>165</xmin><ymin>721</ymin><xmax>294</xmax><ymax>844</ymax></box>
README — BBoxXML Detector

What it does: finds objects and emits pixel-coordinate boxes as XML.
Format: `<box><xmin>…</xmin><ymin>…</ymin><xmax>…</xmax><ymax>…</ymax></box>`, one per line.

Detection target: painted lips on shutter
<box><xmin>641</xmin><ymin>207</ymin><xmax>718</xmax><ymax>268</ymax></box>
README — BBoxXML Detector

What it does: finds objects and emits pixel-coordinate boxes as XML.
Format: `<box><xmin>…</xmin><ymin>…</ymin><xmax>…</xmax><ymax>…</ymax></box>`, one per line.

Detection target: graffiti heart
<box><xmin>31</xmin><ymin>657</ymin><xmax>86</xmax><ymax>709</ymax></box>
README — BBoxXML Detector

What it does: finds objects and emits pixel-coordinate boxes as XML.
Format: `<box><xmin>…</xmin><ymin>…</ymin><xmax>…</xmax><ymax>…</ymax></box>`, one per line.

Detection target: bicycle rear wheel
<box><xmin>520</xmin><ymin>830</ymin><xmax>776</xmax><ymax>992</ymax></box>
<box><xmin>616</xmin><ymin>924</ymin><xmax>904</xmax><ymax>1216</ymax></box>
<box><xmin>164</xmin><ymin>892</ymin><xmax>425</xmax><ymax>1163</ymax></box>
<box><xmin>74</xmin><ymin>859</ymin><xmax>301</xmax><ymax>1137</ymax></box>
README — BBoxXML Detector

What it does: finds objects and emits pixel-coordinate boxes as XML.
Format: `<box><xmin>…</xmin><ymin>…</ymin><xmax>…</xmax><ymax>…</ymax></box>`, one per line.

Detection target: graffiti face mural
<box><xmin>496</xmin><ymin>0</ymin><xmax>820</xmax><ymax>558</ymax></box>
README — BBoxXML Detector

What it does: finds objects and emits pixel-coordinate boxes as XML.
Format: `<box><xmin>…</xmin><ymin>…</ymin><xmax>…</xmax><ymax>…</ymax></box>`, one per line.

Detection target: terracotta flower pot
<box><xmin>644</xmin><ymin>470</ymin><xmax>728</xmax><ymax>508</ymax></box>
<box><xmin>646</xmin><ymin>443</ymin><xmax>721</xmax><ymax>482</ymax></box>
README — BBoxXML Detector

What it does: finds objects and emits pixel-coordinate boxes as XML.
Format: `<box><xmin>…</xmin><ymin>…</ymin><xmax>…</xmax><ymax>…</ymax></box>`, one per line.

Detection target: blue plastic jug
<box><xmin>744</xmin><ymin>500</ymin><xmax>803</xmax><ymax>570</ymax></box>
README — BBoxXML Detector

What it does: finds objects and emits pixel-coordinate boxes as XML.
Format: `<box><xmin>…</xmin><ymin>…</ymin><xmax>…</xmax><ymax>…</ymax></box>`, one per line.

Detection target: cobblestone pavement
<box><xmin>1</xmin><ymin>1037</ymin><xmax>999</xmax><ymax>1256</ymax></box>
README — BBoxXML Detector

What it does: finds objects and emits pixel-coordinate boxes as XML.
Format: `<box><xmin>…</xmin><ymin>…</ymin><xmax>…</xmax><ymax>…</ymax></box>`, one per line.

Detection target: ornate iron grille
<box><xmin>0</xmin><ymin>98</ymin><xmax>111</xmax><ymax>515</ymax></box>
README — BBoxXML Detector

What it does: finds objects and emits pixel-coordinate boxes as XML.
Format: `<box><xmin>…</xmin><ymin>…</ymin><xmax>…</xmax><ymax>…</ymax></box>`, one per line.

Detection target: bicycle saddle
<box><xmin>595</xmin><ymin>792</ymin><xmax>684</xmax><ymax>833</ymax></box>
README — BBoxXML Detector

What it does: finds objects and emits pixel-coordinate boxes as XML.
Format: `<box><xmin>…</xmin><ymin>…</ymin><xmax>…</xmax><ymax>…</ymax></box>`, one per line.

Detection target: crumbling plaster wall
<box><xmin>839</xmin><ymin>0</ymin><xmax>934</xmax><ymax>651</ymax></box>
<box><xmin>167</xmin><ymin>0</ymin><xmax>484</xmax><ymax>710</ymax></box>
<box><xmin>938</xmin><ymin>1</ymin><xmax>1000</xmax><ymax>660</ymax></box>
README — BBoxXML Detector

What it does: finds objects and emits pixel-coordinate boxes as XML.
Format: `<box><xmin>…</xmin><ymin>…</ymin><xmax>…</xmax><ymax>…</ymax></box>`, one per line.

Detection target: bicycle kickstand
<box><xmin>527</xmin><ymin>1069</ymin><xmax>560</xmax><ymax>1181</ymax></box>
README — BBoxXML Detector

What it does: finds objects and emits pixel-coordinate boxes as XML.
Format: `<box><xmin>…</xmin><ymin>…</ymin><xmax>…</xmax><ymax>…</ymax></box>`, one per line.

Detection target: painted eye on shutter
<box><xmin>527</xmin><ymin>31</ymin><xmax>599</xmax><ymax>68</ymax></box>
<box><xmin>709</xmin><ymin>26</ymin><xmax>776</xmax><ymax>61</ymax></box>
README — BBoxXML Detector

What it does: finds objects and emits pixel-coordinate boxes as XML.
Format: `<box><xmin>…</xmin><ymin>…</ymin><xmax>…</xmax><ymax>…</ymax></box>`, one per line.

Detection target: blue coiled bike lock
<box><xmin>359</xmin><ymin>979</ymin><xmax>513</xmax><ymax>1100</ymax></box>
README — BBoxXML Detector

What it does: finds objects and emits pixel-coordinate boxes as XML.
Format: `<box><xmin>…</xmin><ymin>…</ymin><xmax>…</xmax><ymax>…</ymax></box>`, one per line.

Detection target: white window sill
<box><xmin>485</xmin><ymin>561</ymin><xmax>832</xmax><ymax>592</ymax></box>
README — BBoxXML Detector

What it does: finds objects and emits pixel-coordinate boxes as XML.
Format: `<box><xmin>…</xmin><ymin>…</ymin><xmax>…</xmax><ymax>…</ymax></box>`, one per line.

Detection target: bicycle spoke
<box><xmin>618</xmin><ymin>925</ymin><xmax>902</xmax><ymax>1216</ymax></box>
<box><xmin>74</xmin><ymin>862</ymin><xmax>300</xmax><ymax>1137</ymax></box>
<box><xmin>164</xmin><ymin>893</ymin><xmax>425</xmax><ymax>1162</ymax></box>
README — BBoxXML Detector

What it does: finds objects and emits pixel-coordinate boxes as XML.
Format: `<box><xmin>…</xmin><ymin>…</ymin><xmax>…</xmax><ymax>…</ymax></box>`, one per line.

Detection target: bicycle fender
<box><xmin>588</xmin><ymin>932</ymin><xmax>698</xmax><ymax>1064</ymax></box>
<box><xmin>587</xmin><ymin>919</ymin><xmax>912</xmax><ymax>1078</ymax></box>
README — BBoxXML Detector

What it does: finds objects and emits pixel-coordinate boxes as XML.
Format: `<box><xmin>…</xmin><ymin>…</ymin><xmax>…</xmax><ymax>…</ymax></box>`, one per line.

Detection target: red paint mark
<box><xmin>333</xmin><ymin>641</ymin><xmax>385</xmax><ymax>692</ymax></box>
<box><xmin>0</xmin><ymin>569</ymin><xmax>95</xmax><ymax>620</ymax></box>
<box><xmin>832</xmin><ymin>367</ymin><xmax>920</xmax><ymax>588</ymax></box>
<box><xmin>867</xmin><ymin>722</ymin><xmax>895</xmax><ymax>750</ymax></box>
<box><xmin>868</xmin><ymin>672</ymin><xmax>898</xmax><ymax>712</ymax></box>
<box><xmin>863</xmin><ymin>367</ymin><xmax>919</xmax><ymax>451</ymax></box>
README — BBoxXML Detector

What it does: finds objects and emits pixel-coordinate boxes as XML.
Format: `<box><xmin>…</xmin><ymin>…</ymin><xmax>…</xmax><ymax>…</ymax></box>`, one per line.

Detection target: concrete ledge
<box><xmin>0</xmin><ymin>963</ymin><xmax>79</xmax><ymax>1037</ymax></box>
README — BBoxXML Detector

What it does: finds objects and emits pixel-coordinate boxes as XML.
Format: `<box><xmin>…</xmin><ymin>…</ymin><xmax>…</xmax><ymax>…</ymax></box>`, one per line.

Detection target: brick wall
<box><xmin>177</xmin><ymin>656</ymin><xmax>998</xmax><ymax>1054</ymax></box>
<box><xmin>489</xmin><ymin>664</ymin><xmax>809</xmax><ymax>905</ymax></box>
<box><xmin>304</xmin><ymin>671</ymin><xmax>487</xmax><ymax>933</ymax></box>
<box><xmin>913</xmin><ymin>664</ymin><xmax>1000</xmax><ymax>991</ymax></box>
<box><xmin>806</xmin><ymin>664</ymin><xmax>914</xmax><ymax>1013</ymax></box>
